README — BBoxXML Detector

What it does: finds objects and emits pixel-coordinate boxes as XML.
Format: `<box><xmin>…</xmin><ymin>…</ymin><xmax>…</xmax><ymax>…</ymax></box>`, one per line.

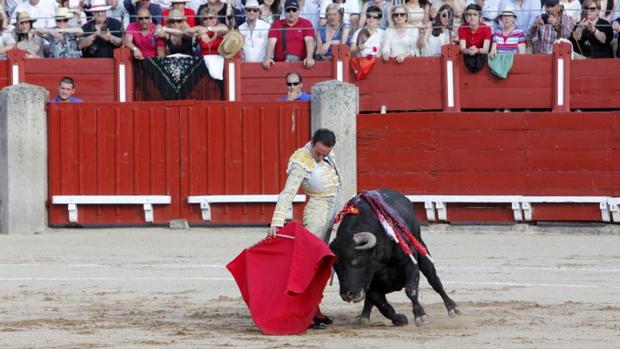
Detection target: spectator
<box><xmin>529</xmin><ymin>0</ymin><xmax>572</xmax><ymax>54</ymax></box>
<box><xmin>359</xmin><ymin>0</ymin><xmax>392</xmax><ymax>30</ymax></box>
<box><xmin>560</xmin><ymin>0</ymin><xmax>582</xmax><ymax>26</ymax></box>
<box><xmin>125</xmin><ymin>8</ymin><xmax>162</xmax><ymax>59</ymax></box>
<box><xmin>155</xmin><ymin>8</ymin><xmax>194</xmax><ymax>56</ymax></box>
<box><xmin>315</xmin><ymin>3</ymin><xmax>345</xmax><ymax>59</ymax></box>
<box><xmin>420</xmin><ymin>4</ymin><xmax>455</xmax><ymax>56</ymax></box>
<box><xmin>319</xmin><ymin>0</ymin><xmax>360</xmax><ymax>38</ymax></box>
<box><xmin>381</xmin><ymin>4</ymin><xmax>419</xmax><ymax>62</ymax></box>
<box><xmin>0</xmin><ymin>6</ymin><xmax>16</xmax><ymax>60</ymax></box>
<box><xmin>431</xmin><ymin>0</ymin><xmax>465</xmax><ymax>29</ymax></box>
<box><xmin>351</xmin><ymin>4</ymin><xmax>383</xmax><ymax>57</ymax></box>
<box><xmin>262</xmin><ymin>0</ymin><xmax>315</xmax><ymax>69</ymax></box>
<box><xmin>238</xmin><ymin>0</ymin><xmax>270</xmax><ymax>62</ymax></box>
<box><xmin>570</xmin><ymin>0</ymin><xmax>613</xmax><ymax>58</ymax></box>
<box><xmin>459</xmin><ymin>3</ymin><xmax>492</xmax><ymax>55</ymax></box>
<box><xmin>196</xmin><ymin>0</ymin><xmax>233</xmax><ymax>26</ymax></box>
<box><xmin>35</xmin><ymin>7</ymin><xmax>84</xmax><ymax>58</ymax></box>
<box><xmin>259</xmin><ymin>0</ymin><xmax>281</xmax><ymax>24</ymax></box>
<box><xmin>404</xmin><ymin>0</ymin><xmax>430</xmax><ymax>28</ymax></box>
<box><xmin>186</xmin><ymin>7</ymin><xmax>229</xmax><ymax>55</ymax></box>
<box><xmin>51</xmin><ymin>76</ymin><xmax>84</xmax><ymax>102</ymax></box>
<box><xmin>57</xmin><ymin>0</ymin><xmax>87</xmax><ymax>27</ymax></box>
<box><xmin>162</xmin><ymin>0</ymin><xmax>196</xmax><ymax>26</ymax></box>
<box><xmin>489</xmin><ymin>5</ymin><xmax>525</xmax><ymax>58</ymax></box>
<box><xmin>465</xmin><ymin>0</ymin><xmax>501</xmax><ymax>31</ymax></box>
<box><xmin>124</xmin><ymin>0</ymin><xmax>163</xmax><ymax>25</ymax></box>
<box><xmin>15</xmin><ymin>11</ymin><xmax>44</xmax><ymax>57</ymax></box>
<box><xmin>497</xmin><ymin>0</ymin><xmax>539</xmax><ymax>32</ymax></box>
<box><xmin>612</xmin><ymin>17</ymin><xmax>619</xmax><ymax>57</ymax></box>
<box><xmin>79</xmin><ymin>0</ymin><xmax>123</xmax><ymax>58</ymax></box>
<box><xmin>279</xmin><ymin>0</ymin><xmax>320</xmax><ymax>29</ymax></box>
<box><xmin>107</xmin><ymin>0</ymin><xmax>130</xmax><ymax>28</ymax></box>
<box><xmin>278</xmin><ymin>71</ymin><xmax>311</xmax><ymax>100</ymax></box>
<box><xmin>12</xmin><ymin>0</ymin><xmax>58</xmax><ymax>29</ymax></box>
<box><xmin>599</xmin><ymin>0</ymin><xmax>616</xmax><ymax>22</ymax></box>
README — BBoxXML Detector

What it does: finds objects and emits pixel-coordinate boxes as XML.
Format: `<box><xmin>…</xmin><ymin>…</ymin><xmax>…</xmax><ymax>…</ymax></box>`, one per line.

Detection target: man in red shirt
<box><xmin>262</xmin><ymin>0</ymin><xmax>315</xmax><ymax>70</ymax></box>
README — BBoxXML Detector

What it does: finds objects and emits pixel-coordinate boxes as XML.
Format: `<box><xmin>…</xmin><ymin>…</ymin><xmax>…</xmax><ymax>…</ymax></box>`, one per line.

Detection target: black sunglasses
<box><xmin>56</xmin><ymin>18</ymin><xmax>69</xmax><ymax>22</ymax></box>
<box><xmin>366</xmin><ymin>13</ymin><xmax>381</xmax><ymax>19</ymax></box>
<box><xmin>584</xmin><ymin>6</ymin><xmax>598</xmax><ymax>11</ymax></box>
<box><xmin>392</xmin><ymin>12</ymin><xmax>406</xmax><ymax>17</ymax></box>
<box><xmin>245</xmin><ymin>8</ymin><xmax>260</xmax><ymax>12</ymax></box>
<box><xmin>286</xmin><ymin>81</ymin><xmax>300</xmax><ymax>86</ymax></box>
<box><xmin>137</xmin><ymin>16</ymin><xmax>151</xmax><ymax>20</ymax></box>
<box><xmin>440</xmin><ymin>12</ymin><xmax>452</xmax><ymax>18</ymax></box>
<box><xmin>285</xmin><ymin>7</ymin><xmax>298</xmax><ymax>13</ymax></box>
<box><xmin>168</xmin><ymin>19</ymin><xmax>182</xmax><ymax>23</ymax></box>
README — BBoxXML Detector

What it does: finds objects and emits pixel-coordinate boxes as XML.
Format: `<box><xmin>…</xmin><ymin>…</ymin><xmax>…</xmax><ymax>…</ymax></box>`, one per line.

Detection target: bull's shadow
<box><xmin>329</xmin><ymin>189</ymin><xmax>460</xmax><ymax>326</ymax></box>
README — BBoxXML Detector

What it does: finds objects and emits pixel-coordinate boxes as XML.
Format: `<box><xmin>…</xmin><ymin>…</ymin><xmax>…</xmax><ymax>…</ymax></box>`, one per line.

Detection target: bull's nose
<box><xmin>341</xmin><ymin>291</ymin><xmax>357</xmax><ymax>302</ymax></box>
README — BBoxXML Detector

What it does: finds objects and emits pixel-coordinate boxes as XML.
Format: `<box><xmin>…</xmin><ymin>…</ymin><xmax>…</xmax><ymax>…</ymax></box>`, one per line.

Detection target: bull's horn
<box><xmin>353</xmin><ymin>232</ymin><xmax>377</xmax><ymax>250</ymax></box>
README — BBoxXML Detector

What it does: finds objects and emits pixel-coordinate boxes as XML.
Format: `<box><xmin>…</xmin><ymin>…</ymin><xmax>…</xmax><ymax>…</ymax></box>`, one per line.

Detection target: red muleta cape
<box><xmin>227</xmin><ymin>221</ymin><xmax>336</xmax><ymax>335</ymax></box>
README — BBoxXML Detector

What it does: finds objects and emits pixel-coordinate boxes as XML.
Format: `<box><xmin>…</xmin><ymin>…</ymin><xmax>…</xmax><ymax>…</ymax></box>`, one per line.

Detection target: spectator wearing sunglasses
<box><xmin>185</xmin><ymin>7</ymin><xmax>229</xmax><ymax>55</ymax></box>
<box><xmin>420</xmin><ymin>4</ymin><xmax>455</xmax><ymax>56</ymax></box>
<box><xmin>124</xmin><ymin>0</ymin><xmax>163</xmax><ymax>25</ymax></box>
<box><xmin>382</xmin><ymin>4</ymin><xmax>420</xmax><ymax>62</ymax></box>
<box><xmin>154</xmin><ymin>9</ymin><xmax>195</xmax><ymax>56</ymax></box>
<box><xmin>570</xmin><ymin>0</ymin><xmax>613</xmax><ymax>58</ymax></box>
<box><xmin>162</xmin><ymin>0</ymin><xmax>196</xmax><ymax>26</ymax></box>
<box><xmin>263</xmin><ymin>0</ymin><xmax>316</xmax><ymax>69</ymax></box>
<box><xmin>35</xmin><ymin>7</ymin><xmax>83</xmax><ymax>58</ymax></box>
<box><xmin>279</xmin><ymin>0</ymin><xmax>321</xmax><ymax>29</ymax></box>
<box><xmin>239</xmin><ymin>0</ymin><xmax>270</xmax><ymax>62</ymax></box>
<box><xmin>359</xmin><ymin>0</ymin><xmax>391</xmax><ymax>29</ymax></box>
<box><xmin>351</xmin><ymin>5</ymin><xmax>384</xmax><ymax>57</ymax></box>
<box><xmin>278</xmin><ymin>71</ymin><xmax>311</xmax><ymax>101</ymax></box>
<box><xmin>125</xmin><ymin>8</ymin><xmax>163</xmax><ymax>59</ymax></box>
<box><xmin>431</xmin><ymin>0</ymin><xmax>465</xmax><ymax>29</ymax></box>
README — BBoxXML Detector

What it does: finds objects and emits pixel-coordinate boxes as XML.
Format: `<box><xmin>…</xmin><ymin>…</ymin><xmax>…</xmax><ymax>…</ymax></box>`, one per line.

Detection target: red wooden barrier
<box><xmin>358</xmin><ymin>111</ymin><xmax>620</xmax><ymax>223</ymax></box>
<box><xmin>570</xmin><ymin>59</ymin><xmax>620</xmax><ymax>110</ymax></box>
<box><xmin>48</xmin><ymin>101</ymin><xmax>311</xmax><ymax>226</ymax></box>
<box><xmin>0</xmin><ymin>60</ymin><xmax>8</xmax><ymax>89</ymax></box>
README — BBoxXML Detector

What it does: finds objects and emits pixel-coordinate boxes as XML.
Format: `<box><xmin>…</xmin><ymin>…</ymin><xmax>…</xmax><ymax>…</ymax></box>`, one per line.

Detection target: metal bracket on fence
<box><xmin>187</xmin><ymin>195</ymin><xmax>306</xmax><ymax>221</ymax></box>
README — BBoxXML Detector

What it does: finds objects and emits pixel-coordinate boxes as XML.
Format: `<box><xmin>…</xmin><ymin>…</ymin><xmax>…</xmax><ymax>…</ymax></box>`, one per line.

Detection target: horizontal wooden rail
<box><xmin>52</xmin><ymin>195</ymin><xmax>171</xmax><ymax>223</ymax></box>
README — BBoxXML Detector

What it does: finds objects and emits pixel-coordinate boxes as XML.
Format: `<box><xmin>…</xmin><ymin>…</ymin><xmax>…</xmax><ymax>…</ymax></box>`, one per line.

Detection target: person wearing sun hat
<box><xmin>496</xmin><ymin>0</ymin><xmax>539</xmax><ymax>32</ymax></box>
<box><xmin>12</xmin><ymin>0</ymin><xmax>59</xmax><ymax>29</ymax></box>
<box><xmin>489</xmin><ymin>5</ymin><xmax>526</xmax><ymax>57</ymax></box>
<box><xmin>78</xmin><ymin>0</ymin><xmax>123</xmax><ymax>58</ymax></box>
<box><xmin>15</xmin><ymin>11</ymin><xmax>45</xmax><ymax>57</ymax></box>
<box><xmin>238</xmin><ymin>0</ymin><xmax>270</xmax><ymax>62</ymax></box>
<box><xmin>161</xmin><ymin>0</ymin><xmax>197</xmax><ymax>26</ymax></box>
<box><xmin>154</xmin><ymin>8</ymin><xmax>195</xmax><ymax>56</ymax></box>
<box><xmin>33</xmin><ymin>7</ymin><xmax>84</xmax><ymax>57</ymax></box>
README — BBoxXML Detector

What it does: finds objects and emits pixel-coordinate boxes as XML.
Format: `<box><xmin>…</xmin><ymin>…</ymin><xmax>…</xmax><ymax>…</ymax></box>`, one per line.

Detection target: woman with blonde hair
<box><xmin>187</xmin><ymin>7</ymin><xmax>229</xmax><ymax>56</ymax></box>
<box><xmin>315</xmin><ymin>3</ymin><xmax>345</xmax><ymax>59</ymax></box>
<box><xmin>382</xmin><ymin>4</ymin><xmax>420</xmax><ymax>62</ymax></box>
<box><xmin>570</xmin><ymin>0</ymin><xmax>613</xmax><ymax>58</ymax></box>
<box><xmin>155</xmin><ymin>9</ymin><xmax>195</xmax><ymax>56</ymax></box>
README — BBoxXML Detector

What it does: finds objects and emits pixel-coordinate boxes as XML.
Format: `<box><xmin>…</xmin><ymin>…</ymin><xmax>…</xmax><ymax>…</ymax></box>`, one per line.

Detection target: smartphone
<box><xmin>541</xmin><ymin>13</ymin><xmax>549</xmax><ymax>24</ymax></box>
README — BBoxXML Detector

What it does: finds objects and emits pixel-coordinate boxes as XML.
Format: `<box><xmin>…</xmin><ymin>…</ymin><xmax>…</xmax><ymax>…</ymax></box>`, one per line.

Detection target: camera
<box><xmin>541</xmin><ymin>13</ymin><xmax>549</xmax><ymax>24</ymax></box>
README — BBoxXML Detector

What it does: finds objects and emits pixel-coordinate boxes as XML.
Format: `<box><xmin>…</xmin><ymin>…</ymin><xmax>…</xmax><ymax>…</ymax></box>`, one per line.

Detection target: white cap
<box><xmin>244</xmin><ymin>0</ymin><xmax>260</xmax><ymax>9</ymax></box>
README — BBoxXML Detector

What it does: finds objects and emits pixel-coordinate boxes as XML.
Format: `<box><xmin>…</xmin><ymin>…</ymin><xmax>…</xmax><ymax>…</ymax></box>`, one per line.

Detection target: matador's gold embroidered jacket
<box><xmin>270</xmin><ymin>142</ymin><xmax>342</xmax><ymax>241</ymax></box>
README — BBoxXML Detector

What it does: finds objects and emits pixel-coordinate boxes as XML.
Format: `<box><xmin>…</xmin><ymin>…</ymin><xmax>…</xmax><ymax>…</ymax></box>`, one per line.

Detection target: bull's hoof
<box><xmin>448</xmin><ymin>307</ymin><xmax>461</xmax><ymax>317</ymax></box>
<box><xmin>414</xmin><ymin>314</ymin><xmax>430</xmax><ymax>326</ymax></box>
<box><xmin>353</xmin><ymin>315</ymin><xmax>371</xmax><ymax>327</ymax></box>
<box><xmin>392</xmin><ymin>314</ymin><xmax>408</xmax><ymax>327</ymax></box>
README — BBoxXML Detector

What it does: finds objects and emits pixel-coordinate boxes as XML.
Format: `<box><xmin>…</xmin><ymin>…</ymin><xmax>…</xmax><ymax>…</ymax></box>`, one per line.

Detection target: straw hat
<box><xmin>171</xmin><ymin>0</ymin><xmax>191</xmax><ymax>3</ymax></box>
<box><xmin>55</xmin><ymin>7</ymin><xmax>74</xmax><ymax>20</ymax></box>
<box><xmin>218</xmin><ymin>31</ymin><xmax>245</xmax><ymax>59</ymax></box>
<box><xmin>16</xmin><ymin>11</ymin><xmax>36</xmax><ymax>24</ymax></box>
<box><xmin>87</xmin><ymin>0</ymin><xmax>112</xmax><ymax>12</ymax></box>
<box><xmin>167</xmin><ymin>9</ymin><xmax>185</xmax><ymax>21</ymax></box>
<box><xmin>499</xmin><ymin>5</ymin><xmax>517</xmax><ymax>18</ymax></box>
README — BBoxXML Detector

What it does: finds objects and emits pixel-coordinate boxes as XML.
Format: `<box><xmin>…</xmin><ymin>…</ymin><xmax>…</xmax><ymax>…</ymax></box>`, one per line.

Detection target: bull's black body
<box><xmin>330</xmin><ymin>189</ymin><xmax>459</xmax><ymax>326</ymax></box>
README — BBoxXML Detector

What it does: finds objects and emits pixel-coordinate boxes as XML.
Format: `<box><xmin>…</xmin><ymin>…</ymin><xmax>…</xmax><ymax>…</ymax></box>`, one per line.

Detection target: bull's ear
<box><xmin>353</xmin><ymin>232</ymin><xmax>377</xmax><ymax>250</ymax></box>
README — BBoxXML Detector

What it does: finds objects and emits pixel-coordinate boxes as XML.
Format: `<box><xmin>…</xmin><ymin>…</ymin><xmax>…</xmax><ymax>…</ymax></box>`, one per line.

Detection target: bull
<box><xmin>330</xmin><ymin>189</ymin><xmax>459</xmax><ymax>326</ymax></box>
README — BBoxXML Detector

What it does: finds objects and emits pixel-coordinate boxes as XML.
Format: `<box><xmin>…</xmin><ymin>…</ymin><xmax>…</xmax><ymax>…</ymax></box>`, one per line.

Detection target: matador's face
<box><xmin>311</xmin><ymin>142</ymin><xmax>332</xmax><ymax>163</ymax></box>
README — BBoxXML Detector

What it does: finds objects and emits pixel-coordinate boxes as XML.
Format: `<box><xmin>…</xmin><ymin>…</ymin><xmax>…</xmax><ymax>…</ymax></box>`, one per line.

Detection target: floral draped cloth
<box><xmin>133</xmin><ymin>56</ymin><xmax>223</xmax><ymax>101</ymax></box>
<box><xmin>44</xmin><ymin>33</ymin><xmax>82</xmax><ymax>58</ymax></box>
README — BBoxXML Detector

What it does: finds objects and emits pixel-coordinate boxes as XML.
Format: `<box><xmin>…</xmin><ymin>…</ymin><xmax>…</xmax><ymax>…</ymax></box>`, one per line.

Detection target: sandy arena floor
<box><xmin>1</xmin><ymin>224</ymin><xmax>619</xmax><ymax>349</ymax></box>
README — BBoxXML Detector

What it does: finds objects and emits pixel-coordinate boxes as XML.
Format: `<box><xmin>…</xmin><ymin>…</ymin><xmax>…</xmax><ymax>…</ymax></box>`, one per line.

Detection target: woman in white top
<box><xmin>419</xmin><ymin>4</ymin><xmax>454</xmax><ymax>56</ymax></box>
<box><xmin>350</xmin><ymin>5</ymin><xmax>384</xmax><ymax>57</ymax></box>
<box><xmin>404</xmin><ymin>0</ymin><xmax>430</xmax><ymax>28</ymax></box>
<box><xmin>382</xmin><ymin>4</ymin><xmax>420</xmax><ymax>62</ymax></box>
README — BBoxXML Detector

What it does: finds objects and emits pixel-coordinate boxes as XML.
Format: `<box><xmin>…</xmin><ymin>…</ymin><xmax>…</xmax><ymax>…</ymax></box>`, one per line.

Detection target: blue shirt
<box><xmin>278</xmin><ymin>91</ymin><xmax>312</xmax><ymax>101</ymax></box>
<box><xmin>51</xmin><ymin>96</ymin><xmax>84</xmax><ymax>103</ymax></box>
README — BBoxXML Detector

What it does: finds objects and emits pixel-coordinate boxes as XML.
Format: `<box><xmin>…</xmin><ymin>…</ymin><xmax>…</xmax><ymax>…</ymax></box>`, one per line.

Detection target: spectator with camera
<box><xmin>79</xmin><ymin>0</ymin><xmax>123</xmax><ymax>58</ymax></box>
<box><xmin>529</xmin><ymin>0</ymin><xmax>572</xmax><ymax>54</ymax></box>
<box><xmin>570</xmin><ymin>0</ymin><xmax>613</xmax><ymax>58</ymax></box>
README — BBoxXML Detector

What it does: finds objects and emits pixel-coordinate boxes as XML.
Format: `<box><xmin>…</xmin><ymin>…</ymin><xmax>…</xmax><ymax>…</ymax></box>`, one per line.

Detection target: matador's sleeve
<box><xmin>270</xmin><ymin>163</ymin><xmax>306</xmax><ymax>227</ymax></box>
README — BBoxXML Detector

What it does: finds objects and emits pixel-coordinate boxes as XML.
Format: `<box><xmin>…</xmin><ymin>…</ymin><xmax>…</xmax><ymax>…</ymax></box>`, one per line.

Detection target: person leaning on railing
<box><xmin>262</xmin><ymin>0</ymin><xmax>315</xmax><ymax>70</ymax></box>
<box><xmin>381</xmin><ymin>4</ymin><xmax>420</xmax><ymax>62</ymax></box>
<box><xmin>459</xmin><ymin>3</ymin><xmax>491</xmax><ymax>56</ymax></box>
<box><xmin>0</xmin><ymin>5</ymin><xmax>16</xmax><ymax>60</ymax></box>
<box><xmin>34</xmin><ymin>7</ymin><xmax>84</xmax><ymax>58</ymax></box>
<box><xmin>350</xmin><ymin>4</ymin><xmax>384</xmax><ymax>57</ymax></box>
<box><xmin>488</xmin><ymin>5</ymin><xmax>526</xmax><ymax>58</ymax></box>
<box><xmin>570</xmin><ymin>0</ymin><xmax>613</xmax><ymax>58</ymax></box>
<box><xmin>154</xmin><ymin>8</ymin><xmax>195</xmax><ymax>56</ymax></box>
<box><xmin>125</xmin><ymin>7</ymin><xmax>163</xmax><ymax>59</ymax></box>
<box><xmin>315</xmin><ymin>3</ymin><xmax>344</xmax><ymax>60</ymax></box>
<box><xmin>185</xmin><ymin>7</ymin><xmax>229</xmax><ymax>56</ymax></box>
<box><xmin>419</xmin><ymin>4</ymin><xmax>456</xmax><ymax>56</ymax></box>
<box><xmin>78</xmin><ymin>0</ymin><xmax>122</xmax><ymax>58</ymax></box>
<box><xmin>529</xmin><ymin>0</ymin><xmax>572</xmax><ymax>54</ymax></box>
<box><xmin>15</xmin><ymin>11</ymin><xmax>44</xmax><ymax>58</ymax></box>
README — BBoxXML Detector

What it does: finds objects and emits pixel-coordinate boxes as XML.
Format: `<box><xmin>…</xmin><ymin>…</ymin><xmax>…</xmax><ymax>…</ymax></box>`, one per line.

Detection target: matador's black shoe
<box><xmin>313</xmin><ymin>315</ymin><xmax>334</xmax><ymax>325</ymax></box>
